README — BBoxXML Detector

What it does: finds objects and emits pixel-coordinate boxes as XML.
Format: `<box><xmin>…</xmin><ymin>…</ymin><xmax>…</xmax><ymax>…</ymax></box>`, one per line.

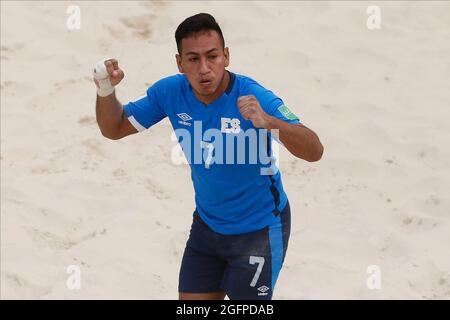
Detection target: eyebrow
<box><xmin>185</xmin><ymin>48</ymin><xmax>219</xmax><ymax>56</ymax></box>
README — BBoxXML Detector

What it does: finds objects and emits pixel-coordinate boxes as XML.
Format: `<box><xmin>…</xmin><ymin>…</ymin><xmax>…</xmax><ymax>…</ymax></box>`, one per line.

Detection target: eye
<box><xmin>208</xmin><ymin>55</ymin><xmax>218</xmax><ymax>59</ymax></box>
<box><xmin>189</xmin><ymin>57</ymin><xmax>198</xmax><ymax>62</ymax></box>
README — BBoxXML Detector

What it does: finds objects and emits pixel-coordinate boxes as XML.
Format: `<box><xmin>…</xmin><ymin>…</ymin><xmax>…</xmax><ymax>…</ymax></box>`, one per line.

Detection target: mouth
<box><xmin>199</xmin><ymin>79</ymin><xmax>213</xmax><ymax>87</ymax></box>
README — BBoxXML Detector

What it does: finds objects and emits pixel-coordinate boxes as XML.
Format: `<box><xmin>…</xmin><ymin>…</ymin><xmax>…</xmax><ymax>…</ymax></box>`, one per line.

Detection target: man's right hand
<box><xmin>93</xmin><ymin>58</ymin><xmax>125</xmax><ymax>97</ymax></box>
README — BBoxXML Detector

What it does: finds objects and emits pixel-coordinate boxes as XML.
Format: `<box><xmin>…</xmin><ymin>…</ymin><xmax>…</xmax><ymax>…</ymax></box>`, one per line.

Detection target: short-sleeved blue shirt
<box><xmin>124</xmin><ymin>72</ymin><xmax>300</xmax><ymax>234</ymax></box>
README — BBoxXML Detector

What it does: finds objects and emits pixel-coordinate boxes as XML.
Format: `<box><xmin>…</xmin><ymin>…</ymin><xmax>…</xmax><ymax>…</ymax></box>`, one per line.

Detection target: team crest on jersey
<box><xmin>221</xmin><ymin>117</ymin><xmax>241</xmax><ymax>133</ymax></box>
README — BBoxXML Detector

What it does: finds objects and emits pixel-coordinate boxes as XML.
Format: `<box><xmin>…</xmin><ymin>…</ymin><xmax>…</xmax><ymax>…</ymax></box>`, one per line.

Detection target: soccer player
<box><xmin>94</xmin><ymin>13</ymin><xmax>323</xmax><ymax>300</ymax></box>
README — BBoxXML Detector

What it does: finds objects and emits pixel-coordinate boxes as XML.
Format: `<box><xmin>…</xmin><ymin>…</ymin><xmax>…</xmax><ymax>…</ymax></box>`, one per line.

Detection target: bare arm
<box><xmin>96</xmin><ymin>92</ymin><xmax>122</xmax><ymax>138</ymax></box>
<box><xmin>94</xmin><ymin>59</ymin><xmax>137</xmax><ymax>140</ymax></box>
<box><xmin>266</xmin><ymin>118</ymin><xmax>323</xmax><ymax>162</ymax></box>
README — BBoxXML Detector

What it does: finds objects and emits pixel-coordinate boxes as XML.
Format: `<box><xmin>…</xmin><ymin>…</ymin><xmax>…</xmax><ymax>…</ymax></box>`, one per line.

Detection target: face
<box><xmin>176</xmin><ymin>30</ymin><xmax>229</xmax><ymax>102</ymax></box>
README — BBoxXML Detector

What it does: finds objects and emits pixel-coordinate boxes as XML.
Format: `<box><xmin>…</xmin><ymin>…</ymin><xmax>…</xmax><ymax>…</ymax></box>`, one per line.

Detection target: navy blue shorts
<box><xmin>178</xmin><ymin>201</ymin><xmax>291</xmax><ymax>300</ymax></box>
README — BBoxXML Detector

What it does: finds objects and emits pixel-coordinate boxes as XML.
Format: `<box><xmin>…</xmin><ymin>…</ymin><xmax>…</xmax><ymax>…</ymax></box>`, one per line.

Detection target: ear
<box><xmin>176</xmin><ymin>54</ymin><xmax>184</xmax><ymax>73</ymax></box>
<box><xmin>224</xmin><ymin>47</ymin><xmax>230</xmax><ymax>67</ymax></box>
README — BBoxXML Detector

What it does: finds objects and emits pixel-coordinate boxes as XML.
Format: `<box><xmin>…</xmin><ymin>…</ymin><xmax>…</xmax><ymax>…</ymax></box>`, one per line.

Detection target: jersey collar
<box><xmin>186</xmin><ymin>70</ymin><xmax>236</xmax><ymax>109</ymax></box>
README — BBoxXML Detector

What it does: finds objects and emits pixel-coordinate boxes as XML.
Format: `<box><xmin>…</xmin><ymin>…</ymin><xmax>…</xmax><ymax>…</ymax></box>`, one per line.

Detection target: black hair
<box><xmin>175</xmin><ymin>13</ymin><xmax>225</xmax><ymax>54</ymax></box>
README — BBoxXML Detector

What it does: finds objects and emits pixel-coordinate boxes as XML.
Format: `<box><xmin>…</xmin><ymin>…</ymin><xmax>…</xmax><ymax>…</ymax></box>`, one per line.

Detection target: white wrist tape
<box><xmin>93</xmin><ymin>59</ymin><xmax>115</xmax><ymax>97</ymax></box>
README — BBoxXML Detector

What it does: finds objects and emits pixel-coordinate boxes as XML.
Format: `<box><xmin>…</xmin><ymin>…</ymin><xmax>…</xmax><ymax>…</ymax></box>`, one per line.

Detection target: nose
<box><xmin>199</xmin><ymin>57</ymin><xmax>210</xmax><ymax>75</ymax></box>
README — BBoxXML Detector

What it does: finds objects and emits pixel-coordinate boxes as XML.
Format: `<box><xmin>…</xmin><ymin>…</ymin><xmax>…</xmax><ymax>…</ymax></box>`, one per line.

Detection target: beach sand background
<box><xmin>1</xmin><ymin>1</ymin><xmax>449</xmax><ymax>299</ymax></box>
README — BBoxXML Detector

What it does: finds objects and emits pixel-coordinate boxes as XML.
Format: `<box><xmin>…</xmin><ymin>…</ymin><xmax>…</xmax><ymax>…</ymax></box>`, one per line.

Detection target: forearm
<box><xmin>265</xmin><ymin>115</ymin><xmax>323</xmax><ymax>162</ymax></box>
<box><xmin>95</xmin><ymin>91</ymin><xmax>123</xmax><ymax>138</ymax></box>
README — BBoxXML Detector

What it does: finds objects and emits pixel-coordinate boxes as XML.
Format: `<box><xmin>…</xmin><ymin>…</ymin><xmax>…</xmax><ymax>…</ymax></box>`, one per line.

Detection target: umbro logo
<box><xmin>177</xmin><ymin>113</ymin><xmax>192</xmax><ymax>126</ymax></box>
<box><xmin>177</xmin><ymin>113</ymin><xmax>192</xmax><ymax>121</ymax></box>
<box><xmin>257</xmin><ymin>285</ymin><xmax>269</xmax><ymax>296</ymax></box>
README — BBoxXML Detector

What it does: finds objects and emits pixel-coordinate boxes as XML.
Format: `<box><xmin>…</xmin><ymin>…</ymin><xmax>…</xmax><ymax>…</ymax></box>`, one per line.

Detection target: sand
<box><xmin>1</xmin><ymin>1</ymin><xmax>449</xmax><ymax>299</ymax></box>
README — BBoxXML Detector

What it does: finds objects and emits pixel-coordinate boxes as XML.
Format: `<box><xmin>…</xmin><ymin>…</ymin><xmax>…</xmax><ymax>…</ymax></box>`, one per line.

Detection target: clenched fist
<box><xmin>237</xmin><ymin>95</ymin><xmax>270</xmax><ymax>128</ymax></box>
<box><xmin>93</xmin><ymin>58</ymin><xmax>125</xmax><ymax>97</ymax></box>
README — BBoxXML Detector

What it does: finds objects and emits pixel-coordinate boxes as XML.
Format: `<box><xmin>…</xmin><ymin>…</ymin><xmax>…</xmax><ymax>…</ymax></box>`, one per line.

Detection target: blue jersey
<box><xmin>123</xmin><ymin>72</ymin><xmax>301</xmax><ymax>234</ymax></box>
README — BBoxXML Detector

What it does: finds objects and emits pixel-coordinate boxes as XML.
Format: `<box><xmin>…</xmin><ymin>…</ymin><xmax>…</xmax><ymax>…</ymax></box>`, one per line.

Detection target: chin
<box><xmin>197</xmin><ymin>87</ymin><xmax>216</xmax><ymax>96</ymax></box>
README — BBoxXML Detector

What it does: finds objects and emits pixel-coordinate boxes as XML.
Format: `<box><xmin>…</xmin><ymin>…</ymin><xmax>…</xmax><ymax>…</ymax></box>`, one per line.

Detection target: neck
<box><xmin>196</xmin><ymin>70</ymin><xmax>230</xmax><ymax>105</ymax></box>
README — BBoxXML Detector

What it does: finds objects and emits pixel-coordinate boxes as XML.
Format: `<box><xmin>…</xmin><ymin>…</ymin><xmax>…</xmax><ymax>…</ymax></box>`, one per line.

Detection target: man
<box><xmin>94</xmin><ymin>13</ymin><xmax>323</xmax><ymax>300</ymax></box>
